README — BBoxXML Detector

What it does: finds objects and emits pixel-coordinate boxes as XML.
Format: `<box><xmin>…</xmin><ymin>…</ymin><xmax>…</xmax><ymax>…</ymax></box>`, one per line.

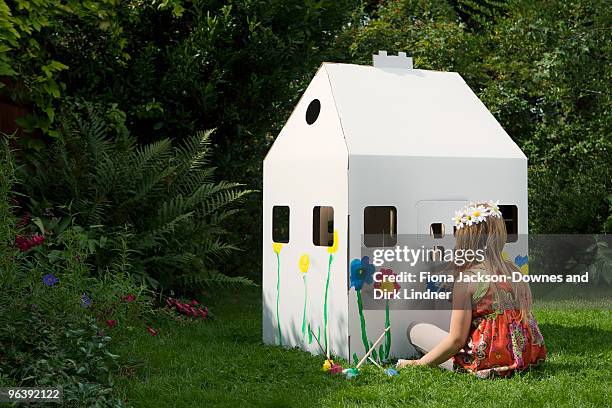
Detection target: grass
<box><xmin>115</xmin><ymin>288</ymin><xmax>611</xmax><ymax>407</ymax></box>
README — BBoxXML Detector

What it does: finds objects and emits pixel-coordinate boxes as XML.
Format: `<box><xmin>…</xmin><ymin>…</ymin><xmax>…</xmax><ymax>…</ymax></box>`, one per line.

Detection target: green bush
<box><xmin>0</xmin><ymin>0</ymin><xmax>128</xmax><ymax>140</ymax></box>
<box><xmin>0</xmin><ymin>137</ymin><xmax>139</xmax><ymax>406</ymax></box>
<box><xmin>20</xmin><ymin>101</ymin><xmax>253</xmax><ymax>289</ymax></box>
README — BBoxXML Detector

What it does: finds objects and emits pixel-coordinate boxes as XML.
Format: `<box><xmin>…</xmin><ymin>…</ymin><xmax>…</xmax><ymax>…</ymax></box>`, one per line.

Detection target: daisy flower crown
<box><xmin>452</xmin><ymin>200</ymin><xmax>502</xmax><ymax>229</ymax></box>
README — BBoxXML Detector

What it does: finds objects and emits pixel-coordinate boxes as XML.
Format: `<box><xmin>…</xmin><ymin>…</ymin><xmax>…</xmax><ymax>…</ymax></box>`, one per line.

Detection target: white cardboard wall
<box><xmin>263</xmin><ymin>66</ymin><xmax>349</xmax><ymax>357</ymax></box>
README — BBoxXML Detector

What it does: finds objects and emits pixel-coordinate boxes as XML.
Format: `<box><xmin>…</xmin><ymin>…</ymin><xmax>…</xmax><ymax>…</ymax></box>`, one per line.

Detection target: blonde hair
<box><xmin>454</xmin><ymin>202</ymin><xmax>532</xmax><ymax>322</ymax></box>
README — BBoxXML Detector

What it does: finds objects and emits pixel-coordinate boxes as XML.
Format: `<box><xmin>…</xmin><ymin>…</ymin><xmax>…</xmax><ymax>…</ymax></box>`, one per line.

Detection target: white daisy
<box><xmin>452</xmin><ymin>210</ymin><xmax>465</xmax><ymax>228</ymax></box>
<box><xmin>488</xmin><ymin>200</ymin><xmax>502</xmax><ymax>218</ymax></box>
<box><xmin>470</xmin><ymin>205</ymin><xmax>488</xmax><ymax>223</ymax></box>
<box><xmin>464</xmin><ymin>211</ymin><xmax>475</xmax><ymax>226</ymax></box>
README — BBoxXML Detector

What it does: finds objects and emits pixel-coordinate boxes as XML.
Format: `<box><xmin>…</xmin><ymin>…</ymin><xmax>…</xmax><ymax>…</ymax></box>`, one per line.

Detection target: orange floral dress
<box><xmin>453</xmin><ymin>273</ymin><xmax>547</xmax><ymax>378</ymax></box>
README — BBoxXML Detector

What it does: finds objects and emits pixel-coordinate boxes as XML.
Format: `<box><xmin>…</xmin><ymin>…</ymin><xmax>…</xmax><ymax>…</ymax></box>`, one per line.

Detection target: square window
<box><xmin>272</xmin><ymin>206</ymin><xmax>290</xmax><ymax>243</ymax></box>
<box><xmin>430</xmin><ymin>223</ymin><xmax>445</xmax><ymax>239</ymax></box>
<box><xmin>364</xmin><ymin>206</ymin><xmax>397</xmax><ymax>247</ymax></box>
<box><xmin>313</xmin><ymin>206</ymin><xmax>334</xmax><ymax>247</ymax></box>
<box><xmin>500</xmin><ymin>205</ymin><xmax>518</xmax><ymax>243</ymax></box>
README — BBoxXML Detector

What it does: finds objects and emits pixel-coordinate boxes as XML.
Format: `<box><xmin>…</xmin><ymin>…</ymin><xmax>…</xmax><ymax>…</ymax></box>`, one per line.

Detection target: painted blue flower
<box><xmin>81</xmin><ymin>293</ymin><xmax>92</xmax><ymax>308</ymax></box>
<box><xmin>350</xmin><ymin>256</ymin><xmax>375</xmax><ymax>291</ymax></box>
<box><xmin>43</xmin><ymin>274</ymin><xmax>59</xmax><ymax>287</ymax></box>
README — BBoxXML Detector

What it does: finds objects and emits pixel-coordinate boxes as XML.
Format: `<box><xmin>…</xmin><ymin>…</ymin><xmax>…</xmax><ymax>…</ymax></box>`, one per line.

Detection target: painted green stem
<box><xmin>356</xmin><ymin>289</ymin><xmax>369</xmax><ymax>352</ymax></box>
<box><xmin>301</xmin><ymin>275</ymin><xmax>308</xmax><ymax>338</ymax></box>
<box><xmin>323</xmin><ymin>253</ymin><xmax>333</xmax><ymax>353</ymax></box>
<box><xmin>275</xmin><ymin>252</ymin><xmax>282</xmax><ymax>346</ymax></box>
<box><xmin>384</xmin><ymin>299</ymin><xmax>391</xmax><ymax>360</ymax></box>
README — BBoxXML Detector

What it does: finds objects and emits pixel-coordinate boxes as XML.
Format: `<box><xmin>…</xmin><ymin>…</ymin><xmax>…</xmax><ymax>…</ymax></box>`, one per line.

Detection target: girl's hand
<box><xmin>396</xmin><ymin>359</ymin><xmax>423</xmax><ymax>369</ymax></box>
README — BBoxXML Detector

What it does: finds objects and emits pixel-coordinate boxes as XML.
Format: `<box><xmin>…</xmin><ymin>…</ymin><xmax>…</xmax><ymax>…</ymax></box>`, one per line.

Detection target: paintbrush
<box><xmin>308</xmin><ymin>325</ymin><xmax>330</xmax><ymax>360</ymax></box>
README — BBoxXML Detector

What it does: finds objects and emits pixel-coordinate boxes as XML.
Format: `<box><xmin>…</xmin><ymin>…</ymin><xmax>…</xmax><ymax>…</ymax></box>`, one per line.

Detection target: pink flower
<box><xmin>31</xmin><ymin>234</ymin><xmax>45</xmax><ymax>246</ymax></box>
<box><xmin>124</xmin><ymin>294</ymin><xmax>136</xmax><ymax>303</ymax></box>
<box><xmin>147</xmin><ymin>326</ymin><xmax>158</xmax><ymax>336</ymax></box>
<box><xmin>15</xmin><ymin>234</ymin><xmax>45</xmax><ymax>251</ymax></box>
<box><xmin>106</xmin><ymin>319</ymin><xmax>117</xmax><ymax>328</ymax></box>
<box><xmin>15</xmin><ymin>235</ymin><xmax>28</xmax><ymax>251</ymax></box>
<box><xmin>190</xmin><ymin>299</ymin><xmax>199</xmax><ymax>306</ymax></box>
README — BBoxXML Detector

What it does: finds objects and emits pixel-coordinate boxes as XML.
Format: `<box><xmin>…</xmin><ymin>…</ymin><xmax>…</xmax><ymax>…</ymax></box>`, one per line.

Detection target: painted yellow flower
<box><xmin>273</xmin><ymin>242</ymin><xmax>283</xmax><ymax>254</ymax></box>
<box><xmin>327</xmin><ymin>230</ymin><xmax>338</xmax><ymax>254</ymax></box>
<box><xmin>520</xmin><ymin>264</ymin><xmax>529</xmax><ymax>274</ymax></box>
<box><xmin>299</xmin><ymin>254</ymin><xmax>310</xmax><ymax>273</ymax></box>
<box><xmin>502</xmin><ymin>251</ymin><xmax>510</xmax><ymax>261</ymax></box>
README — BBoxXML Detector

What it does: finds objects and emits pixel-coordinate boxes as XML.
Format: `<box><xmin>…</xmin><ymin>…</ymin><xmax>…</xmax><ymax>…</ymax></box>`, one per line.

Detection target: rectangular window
<box><xmin>272</xmin><ymin>206</ymin><xmax>290</xmax><ymax>243</ymax></box>
<box><xmin>313</xmin><ymin>206</ymin><xmax>334</xmax><ymax>247</ymax></box>
<box><xmin>430</xmin><ymin>223</ymin><xmax>445</xmax><ymax>239</ymax></box>
<box><xmin>364</xmin><ymin>206</ymin><xmax>397</xmax><ymax>247</ymax></box>
<box><xmin>500</xmin><ymin>205</ymin><xmax>518</xmax><ymax>243</ymax></box>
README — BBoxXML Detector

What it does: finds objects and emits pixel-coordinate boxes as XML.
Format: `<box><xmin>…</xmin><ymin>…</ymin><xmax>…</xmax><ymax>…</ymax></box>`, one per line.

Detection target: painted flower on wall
<box><xmin>373</xmin><ymin>268</ymin><xmax>400</xmax><ymax>362</ymax></box>
<box><xmin>327</xmin><ymin>230</ymin><xmax>338</xmax><ymax>254</ymax></box>
<box><xmin>299</xmin><ymin>254</ymin><xmax>310</xmax><ymax>274</ymax></box>
<box><xmin>273</xmin><ymin>242</ymin><xmax>283</xmax><ymax>346</ymax></box>
<box><xmin>515</xmin><ymin>255</ymin><xmax>529</xmax><ymax>274</ymax></box>
<box><xmin>299</xmin><ymin>253</ymin><xmax>310</xmax><ymax>339</ymax></box>
<box><xmin>323</xmin><ymin>229</ymin><xmax>338</xmax><ymax>354</ymax></box>
<box><xmin>350</xmin><ymin>256</ymin><xmax>375</xmax><ymax>291</ymax></box>
<box><xmin>350</xmin><ymin>256</ymin><xmax>376</xmax><ymax>354</ymax></box>
<box><xmin>373</xmin><ymin>268</ymin><xmax>400</xmax><ymax>294</ymax></box>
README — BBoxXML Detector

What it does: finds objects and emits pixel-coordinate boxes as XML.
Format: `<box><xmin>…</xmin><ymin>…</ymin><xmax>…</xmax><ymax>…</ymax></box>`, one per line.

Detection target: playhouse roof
<box><xmin>321</xmin><ymin>62</ymin><xmax>526</xmax><ymax>160</ymax></box>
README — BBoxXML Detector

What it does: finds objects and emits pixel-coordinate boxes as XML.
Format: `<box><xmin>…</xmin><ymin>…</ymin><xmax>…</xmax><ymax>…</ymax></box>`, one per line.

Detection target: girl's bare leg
<box><xmin>407</xmin><ymin>322</ymin><xmax>454</xmax><ymax>371</ymax></box>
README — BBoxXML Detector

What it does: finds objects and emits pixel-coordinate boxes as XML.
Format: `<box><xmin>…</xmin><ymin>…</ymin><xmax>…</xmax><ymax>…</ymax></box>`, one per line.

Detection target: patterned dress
<box><xmin>453</xmin><ymin>270</ymin><xmax>547</xmax><ymax>378</ymax></box>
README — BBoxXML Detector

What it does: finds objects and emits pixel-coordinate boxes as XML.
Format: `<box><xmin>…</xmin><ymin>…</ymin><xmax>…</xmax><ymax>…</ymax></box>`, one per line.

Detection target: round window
<box><xmin>305</xmin><ymin>99</ymin><xmax>321</xmax><ymax>125</ymax></box>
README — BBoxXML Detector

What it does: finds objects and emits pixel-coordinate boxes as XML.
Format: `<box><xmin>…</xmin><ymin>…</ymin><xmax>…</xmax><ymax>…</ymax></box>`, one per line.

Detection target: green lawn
<box><xmin>115</xmin><ymin>288</ymin><xmax>611</xmax><ymax>407</ymax></box>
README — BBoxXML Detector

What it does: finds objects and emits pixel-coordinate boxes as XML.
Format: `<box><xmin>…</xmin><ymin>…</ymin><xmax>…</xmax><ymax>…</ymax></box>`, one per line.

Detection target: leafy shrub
<box><xmin>0</xmin><ymin>137</ymin><xmax>138</xmax><ymax>406</ymax></box>
<box><xmin>20</xmin><ymin>101</ymin><xmax>253</xmax><ymax>289</ymax></box>
<box><xmin>0</xmin><ymin>0</ymin><xmax>128</xmax><ymax>140</ymax></box>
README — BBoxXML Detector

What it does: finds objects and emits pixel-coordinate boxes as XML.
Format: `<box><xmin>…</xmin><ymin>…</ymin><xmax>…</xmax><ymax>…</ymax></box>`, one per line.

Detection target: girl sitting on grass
<box><xmin>397</xmin><ymin>201</ymin><xmax>547</xmax><ymax>378</ymax></box>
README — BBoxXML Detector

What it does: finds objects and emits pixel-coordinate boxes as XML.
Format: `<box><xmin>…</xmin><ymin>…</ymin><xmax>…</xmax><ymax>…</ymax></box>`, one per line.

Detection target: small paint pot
<box><xmin>342</xmin><ymin>368</ymin><xmax>359</xmax><ymax>379</ymax></box>
<box><xmin>384</xmin><ymin>368</ymin><xmax>399</xmax><ymax>377</ymax></box>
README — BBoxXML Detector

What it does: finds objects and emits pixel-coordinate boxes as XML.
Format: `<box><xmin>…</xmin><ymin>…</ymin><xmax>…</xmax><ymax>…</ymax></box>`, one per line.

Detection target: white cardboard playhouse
<box><xmin>262</xmin><ymin>52</ymin><xmax>528</xmax><ymax>363</ymax></box>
